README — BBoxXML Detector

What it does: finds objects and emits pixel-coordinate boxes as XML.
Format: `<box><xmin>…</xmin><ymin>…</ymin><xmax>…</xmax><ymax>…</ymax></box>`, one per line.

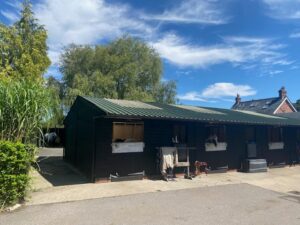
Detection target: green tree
<box><xmin>46</xmin><ymin>76</ymin><xmax>65</xmax><ymax>127</ymax></box>
<box><xmin>60</xmin><ymin>36</ymin><xmax>177</xmax><ymax>107</ymax></box>
<box><xmin>155</xmin><ymin>80</ymin><xmax>178</xmax><ymax>104</ymax></box>
<box><xmin>0</xmin><ymin>0</ymin><xmax>50</xmax><ymax>82</ymax></box>
<box><xmin>0</xmin><ymin>0</ymin><xmax>54</xmax><ymax>134</ymax></box>
<box><xmin>294</xmin><ymin>99</ymin><xmax>300</xmax><ymax>111</ymax></box>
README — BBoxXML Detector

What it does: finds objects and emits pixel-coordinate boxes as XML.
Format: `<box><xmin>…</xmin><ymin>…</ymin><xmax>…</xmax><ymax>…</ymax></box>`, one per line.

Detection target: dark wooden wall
<box><xmin>64</xmin><ymin>97</ymin><xmax>104</xmax><ymax>181</ymax></box>
<box><xmin>65</xmin><ymin>101</ymin><xmax>300</xmax><ymax>181</ymax></box>
<box><xmin>94</xmin><ymin>119</ymin><xmax>174</xmax><ymax>178</ymax></box>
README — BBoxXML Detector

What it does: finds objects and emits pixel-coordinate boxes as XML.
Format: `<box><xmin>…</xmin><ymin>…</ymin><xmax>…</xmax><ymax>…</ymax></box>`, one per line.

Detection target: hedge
<box><xmin>0</xmin><ymin>141</ymin><xmax>36</xmax><ymax>207</ymax></box>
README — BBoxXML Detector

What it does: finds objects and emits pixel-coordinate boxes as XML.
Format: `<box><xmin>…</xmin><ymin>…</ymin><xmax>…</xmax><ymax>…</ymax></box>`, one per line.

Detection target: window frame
<box><xmin>205</xmin><ymin>125</ymin><xmax>226</xmax><ymax>143</ymax></box>
<box><xmin>112</xmin><ymin>121</ymin><xmax>144</xmax><ymax>143</ymax></box>
<box><xmin>268</xmin><ymin>127</ymin><xmax>283</xmax><ymax>143</ymax></box>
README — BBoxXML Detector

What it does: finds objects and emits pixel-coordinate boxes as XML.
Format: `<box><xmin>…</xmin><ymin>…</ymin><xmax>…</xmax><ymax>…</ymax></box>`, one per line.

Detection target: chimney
<box><xmin>278</xmin><ymin>86</ymin><xmax>287</xmax><ymax>99</ymax></box>
<box><xmin>235</xmin><ymin>93</ymin><xmax>241</xmax><ymax>104</ymax></box>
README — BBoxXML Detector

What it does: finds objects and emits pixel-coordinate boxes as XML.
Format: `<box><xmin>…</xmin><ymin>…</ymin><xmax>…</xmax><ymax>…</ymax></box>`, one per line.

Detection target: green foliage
<box><xmin>60</xmin><ymin>36</ymin><xmax>177</xmax><ymax>107</ymax></box>
<box><xmin>0</xmin><ymin>0</ymin><xmax>50</xmax><ymax>83</ymax></box>
<box><xmin>294</xmin><ymin>99</ymin><xmax>300</xmax><ymax>111</ymax></box>
<box><xmin>0</xmin><ymin>79</ymin><xmax>51</xmax><ymax>143</ymax></box>
<box><xmin>0</xmin><ymin>141</ymin><xmax>36</xmax><ymax>207</ymax></box>
<box><xmin>155</xmin><ymin>80</ymin><xmax>178</xmax><ymax>104</ymax></box>
<box><xmin>46</xmin><ymin>76</ymin><xmax>65</xmax><ymax>127</ymax></box>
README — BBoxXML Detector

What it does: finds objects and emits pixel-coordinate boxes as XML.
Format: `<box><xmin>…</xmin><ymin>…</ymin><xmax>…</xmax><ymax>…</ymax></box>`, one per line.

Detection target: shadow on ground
<box><xmin>35</xmin><ymin>154</ymin><xmax>88</xmax><ymax>186</ymax></box>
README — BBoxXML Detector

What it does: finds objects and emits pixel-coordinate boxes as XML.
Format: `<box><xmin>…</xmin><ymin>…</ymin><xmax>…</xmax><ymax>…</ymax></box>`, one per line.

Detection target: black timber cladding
<box><xmin>64</xmin><ymin>96</ymin><xmax>300</xmax><ymax>181</ymax></box>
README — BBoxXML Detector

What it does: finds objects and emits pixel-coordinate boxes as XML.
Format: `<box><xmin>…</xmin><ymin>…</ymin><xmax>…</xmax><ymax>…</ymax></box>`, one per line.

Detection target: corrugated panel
<box><xmin>80</xmin><ymin>96</ymin><xmax>300</xmax><ymax>126</ymax></box>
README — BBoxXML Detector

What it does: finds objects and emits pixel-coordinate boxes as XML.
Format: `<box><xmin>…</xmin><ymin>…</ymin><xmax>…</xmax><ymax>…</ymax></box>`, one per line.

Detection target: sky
<box><xmin>1</xmin><ymin>0</ymin><xmax>300</xmax><ymax>108</ymax></box>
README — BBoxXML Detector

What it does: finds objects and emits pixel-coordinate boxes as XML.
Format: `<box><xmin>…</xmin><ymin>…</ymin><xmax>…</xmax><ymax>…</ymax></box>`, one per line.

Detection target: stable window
<box><xmin>205</xmin><ymin>125</ymin><xmax>226</xmax><ymax>142</ymax></box>
<box><xmin>112</xmin><ymin>122</ymin><xmax>144</xmax><ymax>142</ymax></box>
<box><xmin>245</xmin><ymin>127</ymin><xmax>256</xmax><ymax>142</ymax></box>
<box><xmin>268</xmin><ymin>127</ymin><xmax>282</xmax><ymax>142</ymax></box>
<box><xmin>245</xmin><ymin>127</ymin><xmax>257</xmax><ymax>158</ymax></box>
<box><xmin>173</xmin><ymin>124</ymin><xmax>186</xmax><ymax>144</ymax></box>
<box><xmin>268</xmin><ymin>127</ymin><xmax>284</xmax><ymax>150</ymax></box>
<box><xmin>205</xmin><ymin>125</ymin><xmax>227</xmax><ymax>151</ymax></box>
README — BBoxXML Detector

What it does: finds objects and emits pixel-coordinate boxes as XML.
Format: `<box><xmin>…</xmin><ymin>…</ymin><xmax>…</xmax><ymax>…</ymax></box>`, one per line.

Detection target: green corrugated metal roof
<box><xmin>81</xmin><ymin>96</ymin><xmax>300</xmax><ymax>126</ymax></box>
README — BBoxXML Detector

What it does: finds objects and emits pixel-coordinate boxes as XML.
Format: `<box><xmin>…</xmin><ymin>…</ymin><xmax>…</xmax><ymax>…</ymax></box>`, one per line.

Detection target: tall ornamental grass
<box><xmin>0</xmin><ymin>79</ymin><xmax>51</xmax><ymax>143</ymax></box>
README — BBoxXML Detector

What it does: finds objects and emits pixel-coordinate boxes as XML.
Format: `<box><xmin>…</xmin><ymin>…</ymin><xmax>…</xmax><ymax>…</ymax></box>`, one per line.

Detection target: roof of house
<box><xmin>231</xmin><ymin>97</ymin><xmax>285</xmax><ymax>114</ymax></box>
<box><xmin>280</xmin><ymin>112</ymin><xmax>300</xmax><ymax>120</ymax></box>
<box><xmin>78</xmin><ymin>96</ymin><xmax>300</xmax><ymax>126</ymax></box>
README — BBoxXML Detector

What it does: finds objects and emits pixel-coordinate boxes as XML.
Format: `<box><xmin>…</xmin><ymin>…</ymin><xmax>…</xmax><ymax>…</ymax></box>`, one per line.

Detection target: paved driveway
<box><xmin>2</xmin><ymin>183</ymin><xmax>300</xmax><ymax>225</ymax></box>
<box><xmin>28</xmin><ymin>148</ymin><xmax>300</xmax><ymax>206</ymax></box>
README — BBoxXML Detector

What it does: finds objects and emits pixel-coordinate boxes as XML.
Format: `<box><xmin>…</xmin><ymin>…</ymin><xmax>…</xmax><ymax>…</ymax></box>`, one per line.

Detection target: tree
<box><xmin>155</xmin><ymin>80</ymin><xmax>178</xmax><ymax>104</ymax></box>
<box><xmin>60</xmin><ymin>36</ymin><xmax>177</xmax><ymax>107</ymax></box>
<box><xmin>294</xmin><ymin>99</ymin><xmax>300</xmax><ymax>111</ymax></box>
<box><xmin>46</xmin><ymin>76</ymin><xmax>65</xmax><ymax>127</ymax></box>
<box><xmin>0</xmin><ymin>0</ymin><xmax>50</xmax><ymax>82</ymax></box>
<box><xmin>0</xmin><ymin>0</ymin><xmax>54</xmax><ymax>134</ymax></box>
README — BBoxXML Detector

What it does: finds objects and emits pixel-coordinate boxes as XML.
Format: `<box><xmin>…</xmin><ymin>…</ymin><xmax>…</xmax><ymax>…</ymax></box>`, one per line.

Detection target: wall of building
<box><xmin>66</xmin><ymin>110</ymin><xmax>299</xmax><ymax>181</ymax></box>
<box><xmin>94</xmin><ymin>118</ymin><xmax>174</xmax><ymax>179</ymax></box>
<box><xmin>275</xmin><ymin>101</ymin><xmax>294</xmax><ymax>114</ymax></box>
<box><xmin>64</xmin><ymin>97</ymin><xmax>104</xmax><ymax>181</ymax></box>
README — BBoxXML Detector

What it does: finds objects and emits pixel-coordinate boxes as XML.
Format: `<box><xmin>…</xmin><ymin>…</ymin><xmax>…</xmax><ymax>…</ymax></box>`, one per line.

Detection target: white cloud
<box><xmin>263</xmin><ymin>0</ymin><xmax>300</xmax><ymax>19</ymax></box>
<box><xmin>178</xmin><ymin>83</ymin><xmax>256</xmax><ymax>102</ymax></box>
<box><xmin>178</xmin><ymin>92</ymin><xmax>208</xmax><ymax>102</ymax></box>
<box><xmin>33</xmin><ymin>0</ymin><xmax>152</xmax><ymax>64</ymax></box>
<box><xmin>0</xmin><ymin>10</ymin><xmax>19</xmax><ymax>23</ymax></box>
<box><xmin>290</xmin><ymin>32</ymin><xmax>300</xmax><ymax>38</ymax></box>
<box><xmin>1</xmin><ymin>1</ymin><xmax>21</xmax><ymax>23</ymax></box>
<box><xmin>151</xmin><ymin>34</ymin><xmax>291</xmax><ymax>71</ymax></box>
<box><xmin>268</xmin><ymin>70</ymin><xmax>283</xmax><ymax>76</ymax></box>
<box><xmin>142</xmin><ymin>0</ymin><xmax>228</xmax><ymax>25</ymax></box>
<box><xmin>4</xmin><ymin>1</ymin><xmax>22</xmax><ymax>10</ymax></box>
<box><xmin>201</xmin><ymin>83</ymin><xmax>256</xmax><ymax>98</ymax></box>
<box><xmin>150</xmin><ymin>34</ymin><xmax>244</xmax><ymax>68</ymax></box>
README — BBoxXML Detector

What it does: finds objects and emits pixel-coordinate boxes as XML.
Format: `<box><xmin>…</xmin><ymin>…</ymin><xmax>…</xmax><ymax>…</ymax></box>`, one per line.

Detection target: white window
<box><xmin>112</xmin><ymin>122</ymin><xmax>144</xmax><ymax>153</ymax></box>
<box><xmin>112</xmin><ymin>122</ymin><xmax>144</xmax><ymax>143</ymax></box>
<box><xmin>205</xmin><ymin>125</ymin><xmax>227</xmax><ymax>151</ymax></box>
<box><xmin>268</xmin><ymin>127</ymin><xmax>284</xmax><ymax>150</ymax></box>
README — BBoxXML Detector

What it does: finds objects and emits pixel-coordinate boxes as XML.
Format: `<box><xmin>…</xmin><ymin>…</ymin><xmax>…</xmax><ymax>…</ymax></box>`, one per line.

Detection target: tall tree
<box><xmin>294</xmin><ymin>99</ymin><xmax>300</xmax><ymax>111</ymax></box>
<box><xmin>0</xmin><ymin>0</ymin><xmax>50</xmax><ymax>82</ymax></box>
<box><xmin>60</xmin><ymin>36</ymin><xmax>177</xmax><ymax>106</ymax></box>
<box><xmin>46</xmin><ymin>76</ymin><xmax>65</xmax><ymax>127</ymax></box>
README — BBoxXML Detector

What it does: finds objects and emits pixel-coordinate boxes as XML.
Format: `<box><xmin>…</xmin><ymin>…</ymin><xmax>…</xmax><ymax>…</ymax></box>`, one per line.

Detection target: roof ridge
<box><xmin>238</xmin><ymin>97</ymin><xmax>279</xmax><ymax>104</ymax></box>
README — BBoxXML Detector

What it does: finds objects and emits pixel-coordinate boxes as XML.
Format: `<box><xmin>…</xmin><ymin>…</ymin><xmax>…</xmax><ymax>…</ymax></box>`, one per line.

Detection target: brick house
<box><xmin>231</xmin><ymin>87</ymin><xmax>297</xmax><ymax>115</ymax></box>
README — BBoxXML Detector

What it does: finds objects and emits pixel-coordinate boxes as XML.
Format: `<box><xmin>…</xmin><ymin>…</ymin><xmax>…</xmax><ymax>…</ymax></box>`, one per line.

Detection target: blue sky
<box><xmin>1</xmin><ymin>0</ymin><xmax>300</xmax><ymax>108</ymax></box>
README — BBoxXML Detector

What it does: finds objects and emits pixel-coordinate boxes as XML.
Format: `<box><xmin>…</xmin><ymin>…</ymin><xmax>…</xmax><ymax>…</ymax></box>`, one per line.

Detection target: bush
<box><xmin>0</xmin><ymin>141</ymin><xmax>36</xmax><ymax>207</ymax></box>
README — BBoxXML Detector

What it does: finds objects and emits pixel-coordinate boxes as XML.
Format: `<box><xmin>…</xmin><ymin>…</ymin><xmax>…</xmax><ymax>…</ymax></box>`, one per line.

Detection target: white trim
<box><xmin>268</xmin><ymin>142</ymin><xmax>284</xmax><ymax>150</ymax></box>
<box><xmin>205</xmin><ymin>142</ymin><xmax>227</xmax><ymax>151</ymax></box>
<box><xmin>112</xmin><ymin>142</ymin><xmax>144</xmax><ymax>153</ymax></box>
<box><xmin>273</xmin><ymin>97</ymin><xmax>297</xmax><ymax>114</ymax></box>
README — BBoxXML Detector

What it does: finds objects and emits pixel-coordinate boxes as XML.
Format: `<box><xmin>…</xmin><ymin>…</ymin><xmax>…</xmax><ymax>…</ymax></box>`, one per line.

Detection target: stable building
<box><xmin>64</xmin><ymin>96</ymin><xmax>300</xmax><ymax>182</ymax></box>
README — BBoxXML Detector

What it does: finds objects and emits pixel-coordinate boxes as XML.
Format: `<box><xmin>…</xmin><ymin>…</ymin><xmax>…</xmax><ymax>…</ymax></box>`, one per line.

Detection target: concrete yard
<box><xmin>2</xmin><ymin>183</ymin><xmax>300</xmax><ymax>225</ymax></box>
<box><xmin>27</xmin><ymin>148</ymin><xmax>300</xmax><ymax>206</ymax></box>
<box><xmin>2</xmin><ymin>147</ymin><xmax>300</xmax><ymax>225</ymax></box>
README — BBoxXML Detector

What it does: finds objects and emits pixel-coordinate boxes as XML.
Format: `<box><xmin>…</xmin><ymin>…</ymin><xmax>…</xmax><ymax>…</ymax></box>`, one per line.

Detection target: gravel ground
<box><xmin>1</xmin><ymin>183</ymin><xmax>300</xmax><ymax>225</ymax></box>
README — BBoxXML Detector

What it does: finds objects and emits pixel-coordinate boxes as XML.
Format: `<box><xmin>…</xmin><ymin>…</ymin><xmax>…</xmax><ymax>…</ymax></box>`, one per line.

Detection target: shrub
<box><xmin>0</xmin><ymin>141</ymin><xmax>36</xmax><ymax>207</ymax></box>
